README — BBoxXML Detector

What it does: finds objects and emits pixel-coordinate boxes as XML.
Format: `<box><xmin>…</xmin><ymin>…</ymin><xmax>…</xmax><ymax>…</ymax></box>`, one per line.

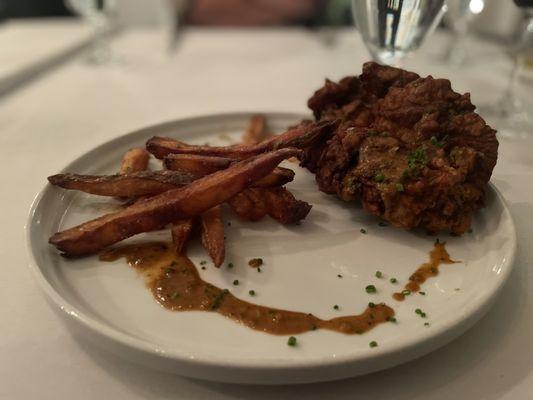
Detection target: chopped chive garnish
<box><xmin>419</xmin><ymin>291</ymin><xmax>426</xmax><ymax>295</ymax></box>
<box><xmin>415</xmin><ymin>308</ymin><xmax>423</xmax><ymax>314</ymax></box>
<box><xmin>170</xmin><ymin>292</ymin><xmax>179</xmax><ymax>299</ymax></box>
<box><xmin>287</xmin><ymin>336</ymin><xmax>297</xmax><ymax>346</ymax></box>
<box><xmin>401</xmin><ymin>290</ymin><xmax>411</xmax><ymax>296</ymax></box>
<box><xmin>257</xmin><ymin>267</ymin><xmax>262</xmax><ymax>273</ymax></box>
<box><xmin>395</xmin><ymin>183</ymin><xmax>405</xmax><ymax>192</ymax></box>
<box><xmin>199</xmin><ymin>260</ymin><xmax>207</xmax><ymax>266</ymax></box>
<box><xmin>232</xmin><ymin>279</ymin><xmax>239</xmax><ymax>286</ymax></box>
<box><xmin>375</xmin><ymin>271</ymin><xmax>383</xmax><ymax>278</ymax></box>
<box><xmin>170</xmin><ymin>261</ymin><xmax>177</xmax><ymax>266</ymax></box>
<box><xmin>386</xmin><ymin>316</ymin><xmax>397</xmax><ymax>323</ymax></box>
<box><xmin>378</xmin><ymin>221</ymin><xmax>388</xmax><ymax>227</ymax></box>
<box><xmin>333</xmin><ymin>304</ymin><xmax>339</xmax><ymax>310</ymax></box>
<box><xmin>368</xmin><ymin>302</ymin><xmax>376</xmax><ymax>308</ymax></box>
<box><xmin>374</xmin><ymin>172</ymin><xmax>385</xmax><ymax>182</ymax></box>
<box><xmin>227</xmin><ymin>263</ymin><xmax>234</xmax><ymax>269</ymax></box>
<box><xmin>390</xmin><ymin>278</ymin><xmax>398</xmax><ymax>284</ymax></box>
<box><xmin>369</xmin><ymin>341</ymin><xmax>378</xmax><ymax>348</ymax></box>
<box><xmin>310</xmin><ymin>324</ymin><xmax>317</xmax><ymax>331</ymax></box>
<box><xmin>201</xmin><ymin>266</ymin><xmax>206</xmax><ymax>270</ymax></box>
<box><xmin>337</xmin><ymin>274</ymin><xmax>343</xmax><ymax>278</ymax></box>
<box><xmin>248</xmin><ymin>290</ymin><xmax>255</xmax><ymax>296</ymax></box>
<box><xmin>360</xmin><ymin>228</ymin><xmax>367</xmax><ymax>234</ymax></box>
<box><xmin>424</xmin><ymin>322</ymin><xmax>430</xmax><ymax>326</ymax></box>
<box><xmin>365</xmin><ymin>285</ymin><xmax>377</xmax><ymax>293</ymax></box>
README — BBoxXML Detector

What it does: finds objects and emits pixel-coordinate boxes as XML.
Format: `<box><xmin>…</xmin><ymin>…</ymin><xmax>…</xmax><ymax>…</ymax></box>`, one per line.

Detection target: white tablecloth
<box><xmin>1</xmin><ymin>26</ymin><xmax>532</xmax><ymax>400</ymax></box>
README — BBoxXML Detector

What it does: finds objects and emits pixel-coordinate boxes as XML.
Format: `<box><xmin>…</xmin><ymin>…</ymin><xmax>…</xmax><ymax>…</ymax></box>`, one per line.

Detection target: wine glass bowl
<box><xmin>351</xmin><ymin>0</ymin><xmax>446</xmax><ymax>66</ymax></box>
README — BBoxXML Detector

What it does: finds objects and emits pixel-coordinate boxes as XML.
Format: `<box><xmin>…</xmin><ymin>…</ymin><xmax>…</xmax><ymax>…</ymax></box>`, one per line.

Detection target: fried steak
<box><xmin>302</xmin><ymin>62</ymin><xmax>498</xmax><ymax>234</ymax></box>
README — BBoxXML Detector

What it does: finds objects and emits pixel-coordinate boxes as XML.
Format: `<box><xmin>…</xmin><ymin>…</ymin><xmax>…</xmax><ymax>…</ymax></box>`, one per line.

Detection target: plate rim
<box><xmin>25</xmin><ymin>111</ymin><xmax>518</xmax><ymax>376</ymax></box>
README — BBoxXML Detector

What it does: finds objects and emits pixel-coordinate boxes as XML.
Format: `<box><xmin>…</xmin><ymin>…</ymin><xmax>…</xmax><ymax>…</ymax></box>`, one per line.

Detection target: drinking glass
<box><xmin>351</xmin><ymin>0</ymin><xmax>447</xmax><ymax>66</ymax></box>
<box><xmin>64</xmin><ymin>0</ymin><xmax>118</xmax><ymax>64</ymax></box>
<box><xmin>480</xmin><ymin>2</ymin><xmax>533</xmax><ymax>138</ymax></box>
<box><xmin>442</xmin><ymin>0</ymin><xmax>485</xmax><ymax>66</ymax></box>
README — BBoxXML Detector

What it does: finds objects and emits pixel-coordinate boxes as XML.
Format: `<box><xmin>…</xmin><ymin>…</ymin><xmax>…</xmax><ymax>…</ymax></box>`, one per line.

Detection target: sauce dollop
<box><xmin>393</xmin><ymin>241</ymin><xmax>458</xmax><ymax>301</ymax></box>
<box><xmin>100</xmin><ymin>242</ymin><xmax>395</xmax><ymax>335</ymax></box>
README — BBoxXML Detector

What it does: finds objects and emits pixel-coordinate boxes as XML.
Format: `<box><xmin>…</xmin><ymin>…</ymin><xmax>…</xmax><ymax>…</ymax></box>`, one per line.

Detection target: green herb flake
<box><xmin>248</xmin><ymin>290</ymin><xmax>255</xmax><ymax>296</ymax></box>
<box><xmin>395</xmin><ymin>183</ymin><xmax>405</xmax><ymax>192</ymax></box>
<box><xmin>227</xmin><ymin>263</ymin><xmax>234</xmax><ymax>269</ymax></box>
<box><xmin>390</xmin><ymin>278</ymin><xmax>398</xmax><ymax>284</ymax></box>
<box><xmin>401</xmin><ymin>290</ymin><xmax>411</xmax><ymax>296</ymax></box>
<box><xmin>378</xmin><ymin>221</ymin><xmax>388</xmax><ymax>227</ymax></box>
<box><xmin>365</xmin><ymin>285</ymin><xmax>377</xmax><ymax>294</ymax></box>
<box><xmin>310</xmin><ymin>324</ymin><xmax>317</xmax><ymax>331</ymax></box>
<box><xmin>232</xmin><ymin>279</ymin><xmax>239</xmax><ymax>286</ymax></box>
<box><xmin>333</xmin><ymin>304</ymin><xmax>339</xmax><ymax>310</ymax></box>
<box><xmin>201</xmin><ymin>266</ymin><xmax>206</xmax><ymax>270</ymax></box>
<box><xmin>424</xmin><ymin>322</ymin><xmax>430</xmax><ymax>327</ymax></box>
<box><xmin>287</xmin><ymin>336</ymin><xmax>297</xmax><ymax>347</ymax></box>
<box><xmin>369</xmin><ymin>341</ymin><xmax>378</xmax><ymax>348</ymax></box>
<box><xmin>386</xmin><ymin>316</ymin><xmax>397</xmax><ymax>323</ymax></box>
<box><xmin>374</xmin><ymin>172</ymin><xmax>385</xmax><ymax>182</ymax></box>
<box><xmin>257</xmin><ymin>267</ymin><xmax>262</xmax><ymax>273</ymax></box>
<box><xmin>170</xmin><ymin>292</ymin><xmax>179</xmax><ymax>300</ymax></box>
<box><xmin>375</xmin><ymin>271</ymin><xmax>383</xmax><ymax>278</ymax></box>
<box><xmin>360</xmin><ymin>228</ymin><xmax>367</xmax><ymax>234</ymax></box>
<box><xmin>199</xmin><ymin>260</ymin><xmax>207</xmax><ymax>266</ymax></box>
<box><xmin>337</xmin><ymin>274</ymin><xmax>343</xmax><ymax>278</ymax></box>
<box><xmin>368</xmin><ymin>302</ymin><xmax>376</xmax><ymax>308</ymax></box>
<box><xmin>419</xmin><ymin>291</ymin><xmax>426</xmax><ymax>295</ymax></box>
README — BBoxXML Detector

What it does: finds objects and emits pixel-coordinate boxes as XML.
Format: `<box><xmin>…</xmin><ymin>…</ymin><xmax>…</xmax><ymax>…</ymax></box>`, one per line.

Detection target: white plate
<box><xmin>27</xmin><ymin>112</ymin><xmax>516</xmax><ymax>384</ymax></box>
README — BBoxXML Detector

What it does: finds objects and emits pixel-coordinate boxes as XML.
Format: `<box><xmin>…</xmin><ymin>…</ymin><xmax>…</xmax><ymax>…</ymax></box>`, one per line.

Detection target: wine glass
<box><xmin>64</xmin><ymin>0</ymin><xmax>118</xmax><ymax>64</ymax></box>
<box><xmin>351</xmin><ymin>0</ymin><xmax>447</xmax><ymax>66</ymax></box>
<box><xmin>480</xmin><ymin>1</ymin><xmax>533</xmax><ymax>138</ymax></box>
<box><xmin>441</xmin><ymin>0</ymin><xmax>485</xmax><ymax>66</ymax></box>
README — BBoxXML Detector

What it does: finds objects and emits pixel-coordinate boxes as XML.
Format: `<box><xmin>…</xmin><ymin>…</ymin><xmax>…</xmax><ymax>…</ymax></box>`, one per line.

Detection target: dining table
<box><xmin>1</xmin><ymin>20</ymin><xmax>532</xmax><ymax>399</ymax></box>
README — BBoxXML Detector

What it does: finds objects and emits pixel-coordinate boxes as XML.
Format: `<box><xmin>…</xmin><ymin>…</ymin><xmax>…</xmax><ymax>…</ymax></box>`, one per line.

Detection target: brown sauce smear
<box><xmin>100</xmin><ymin>242</ymin><xmax>395</xmax><ymax>335</ymax></box>
<box><xmin>393</xmin><ymin>241</ymin><xmax>459</xmax><ymax>301</ymax></box>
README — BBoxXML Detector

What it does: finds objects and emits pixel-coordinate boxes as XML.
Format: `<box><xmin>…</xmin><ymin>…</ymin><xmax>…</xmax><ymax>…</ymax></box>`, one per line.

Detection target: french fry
<box><xmin>228</xmin><ymin>190</ymin><xmax>269</xmax><ymax>222</ymax></box>
<box><xmin>241</xmin><ymin>114</ymin><xmax>266</xmax><ymax>146</ymax></box>
<box><xmin>49</xmin><ymin>148</ymin><xmax>300</xmax><ymax>256</ymax></box>
<box><xmin>163</xmin><ymin>154</ymin><xmax>232</xmax><ymax>176</ymax></box>
<box><xmin>146</xmin><ymin>120</ymin><xmax>336</xmax><ymax>160</ymax></box>
<box><xmin>48</xmin><ymin>170</ymin><xmax>193</xmax><ymax>197</ymax></box>
<box><xmin>171</xmin><ymin>219</ymin><xmax>195</xmax><ymax>254</ymax></box>
<box><xmin>120</xmin><ymin>148</ymin><xmax>150</xmax><ymax>174</ymax></box>
<box><xmin>200</xmin><ymin>206</ymin><xmax>225</xmax><ymax>267</ymax></box>
<box><xmin>164</xmin><ymin>154</ymin><xmax>295</xmax><ymax>187</ymax></box>
<box><xmin>262</xmin><ymin>187</ymin><xmax>312</xmax><ymax>224</ymax></box>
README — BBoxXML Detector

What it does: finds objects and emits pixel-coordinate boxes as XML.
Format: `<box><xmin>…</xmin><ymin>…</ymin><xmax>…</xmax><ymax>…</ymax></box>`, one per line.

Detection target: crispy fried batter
<box><xmin>48</xmin><ymin>171</ymin><xmax>193</xmax><ymax>197</ymax></box>
<box><xmin>304</xmin><ymin>62</ymin><xmax>498</xmax><ymax>234</ymax></box>
<box><xmin>120</xmin><ymin>148</ymin><xmax>150</xmax><ymax>174</ymax></box>
<box><xmin>146</xmin><ymin>120</ymin><xmax>336</xmax><ymax>160</ymax></box>
<box><xmin>242</xmin><ymin>114</ymin><xmax>267</xmax><ymax>145</ymax></box>
<box><xmin>171</xmin><ymin>219</ymin><xmax>195</xmax><ymax>254</ymax></box>
<box><xmin>49</xmin><ymin>148</ymin><xmax>300</xmax><ymax>256</ymax></box>
<box><xmin>200</xmin><ymin>206</ymin><xmax>225</xmax><ymax>267</ymax></box>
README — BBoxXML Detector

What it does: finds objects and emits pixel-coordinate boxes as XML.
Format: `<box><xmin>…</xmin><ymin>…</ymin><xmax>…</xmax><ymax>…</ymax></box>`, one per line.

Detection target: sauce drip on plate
<box><xmin>100</xmin><ymin>242</ymin><xmax>394</xmax><ymax>335</ymax></box>
<box><xmin>393</xmin><ymin>241</ymin><xmax>458</xmax><ymax>301</ymax></box>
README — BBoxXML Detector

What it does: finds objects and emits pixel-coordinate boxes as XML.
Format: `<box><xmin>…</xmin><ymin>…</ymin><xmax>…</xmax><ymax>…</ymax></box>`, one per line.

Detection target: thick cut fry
<box><xmin>242</xmin><ymin>114</ymin><xmax>266</xmax><ymax>145</ymax></box>
<box><xmin>164</xmin><ymin>154</ymin><xmax>295</xmax><ymax>187</ymax></box>
<box><xmin>228</xmin><ymin>190</ymin><xmax>269</xmax><ymax>221</ymax></box>
<box><xmin>48</xmin><ymin>171</ymin><xmax>193</xmax><ymax>197</ymax></box>
<box><xmin>163</xmin><ymin>154</ymin><xmax>232</xmax><ymax>176</ymax></box>
<box><xmin>171</xmin><ymin>219</ymin><xmax>195</xmax><ymax>254</ymax></box>
<box><xmin>229</xmin><ymin>187</ymin><xmax>311</xmax><ymax>224</ymax></box>
<box><xmin>200</xmin><ymin>206</ymin><xmax>225</xmax><ymax>267</ymax></box>
<box><xmin>120</xmin><ymin>148</ymin><xmax>150</xmax><ymax>174</ymax></box>
<box><xmin>49</xmin><ymin>148</ymin><xmax>300</xmax><ymax>256</ymax></box>
<box><xmin>146</xmin><ymin>120</ymin><xmax>336</xmax><ymax>160</ymax></box>
<box><xmin>262</xmin><ymin>187</ymin><xmax>312</xmax><ymax>224</ymax></box>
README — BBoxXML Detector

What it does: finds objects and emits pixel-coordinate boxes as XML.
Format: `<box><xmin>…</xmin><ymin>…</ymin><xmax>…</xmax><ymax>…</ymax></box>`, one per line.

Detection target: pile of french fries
<box><xmin>48</xmin><ymin>116</ymin><xmax>336</xmax><ymax>266</ymax></box>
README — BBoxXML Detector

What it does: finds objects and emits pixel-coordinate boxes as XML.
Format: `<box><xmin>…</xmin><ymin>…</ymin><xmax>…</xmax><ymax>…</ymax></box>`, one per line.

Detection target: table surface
<box><xmin>1</xmin><ymin>26</ymin><xmax>532</xmax><ymax>400</ymax></box>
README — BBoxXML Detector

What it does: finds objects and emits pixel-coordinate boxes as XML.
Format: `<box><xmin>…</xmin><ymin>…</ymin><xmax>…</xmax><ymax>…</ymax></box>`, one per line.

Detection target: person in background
<box><xmin>185</xmin><ymin>0</ymin><xmax>351</xmax><ymax>26</ymax></box>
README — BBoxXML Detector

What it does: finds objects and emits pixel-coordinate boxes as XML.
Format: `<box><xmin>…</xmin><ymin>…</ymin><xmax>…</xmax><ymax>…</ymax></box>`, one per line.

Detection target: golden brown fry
<box><xmin>164</xmin><ymin>154</ymin><xmax>295</xmax><ymax>188</ymax></box>
<box><xmin>120</xmin><ymin>148</ymin><xmax>150</xmax><ymax>174</ymax></box>
<box><xmin>146</xmin><ymin>120</ymin><xmax>336</xmax><ymax>160</ymax></box>
<box><xmin>49</xmin><ymin>148</ymin><xmax>300</xmax><ymax>256</ymax></box>
<box><xmin>242</xmin><ymin>114</ymin><xmax>266</xmax><ymax>146</ymax></box>
<box><xmin>228</xmin><ymin>190</ymin><xmax>269</xmax><ymax>222</ymax></box>
<box><xmin>200</xmin><ymin>206</ymin><xmax>225</xmax><ymax>267</ymax></box>
<box><xmin>262</xmin><ymin>187</ymin><xmax>312</xmax><ymax>224</ymax></box>
<box><xmin>171</xmin><ymin>219</ymin><xmax>195</xmax><ymax>254</ymax></box>
<box><xmin>229</xmin><ymin>187</ymin><xmax>311</xmax><ymax>224</ymax></box>
<box><xmin>48</xmin><ymin>170</ymin><xmax>193</xmax><ymax>197</ymax></box>
<box><xmin>163</xmin><ymin>154</ymin><xmax>232</xmax><ymax>175</ymax></box>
